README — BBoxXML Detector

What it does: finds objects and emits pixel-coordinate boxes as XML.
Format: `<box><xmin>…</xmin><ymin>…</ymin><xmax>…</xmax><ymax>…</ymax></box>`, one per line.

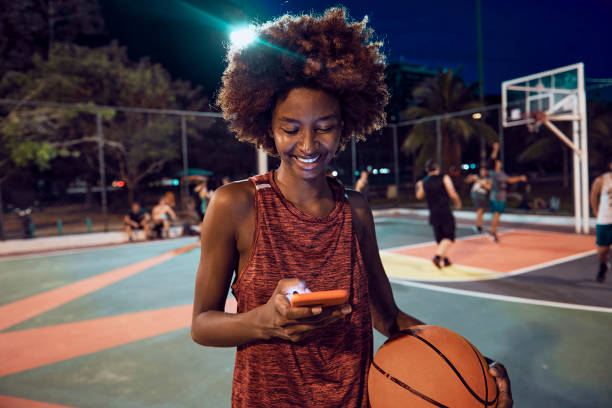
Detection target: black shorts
<box><xmin>432</xmin><ymin>222</ymin><xmax>455</xmax><ymax>243</ymax></box>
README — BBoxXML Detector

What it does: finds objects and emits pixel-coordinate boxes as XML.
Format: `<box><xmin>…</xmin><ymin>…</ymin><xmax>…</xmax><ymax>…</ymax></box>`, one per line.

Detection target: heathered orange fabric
<box><xmin>231</xmin><ymin>171</ymin><xmax>373</xmax><ymax>408</ymax></box>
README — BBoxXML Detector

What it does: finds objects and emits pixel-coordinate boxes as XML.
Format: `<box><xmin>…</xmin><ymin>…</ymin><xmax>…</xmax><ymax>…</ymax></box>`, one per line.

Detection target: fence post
<box><xmin>392</xmin><ymin>124</ymin><xmax>399</xmax><ymax>204</ymax></box>
<box><xmin>0</xmin><ymin>181</ymin><xmax>4</xmax><ymax>240</ymax></box>
<box><xmin>181</xmin><ymin>115</ymin><xmax>189</xmax><ymax>210</ymax></box>
<box><xmin>436</xmin><ymin>119</ymin><xmax>442</xmax><ymax>166</ymax></box>
<box><xmin>498</xmin><ymin>108</ymin><xmax>505</xmax><ymax>168</ymax></box>
<box><xmin>97</xmin><ymin>112</ymin><xmax>108</xmax><ymax>232</ymax></box>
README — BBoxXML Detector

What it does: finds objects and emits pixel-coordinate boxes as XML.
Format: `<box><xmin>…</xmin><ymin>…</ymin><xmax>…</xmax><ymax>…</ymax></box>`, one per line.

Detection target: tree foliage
<box><xmin>0</xmin><ymin>42</ymin><xmax>206</xmax><ymax>202</ymax></box>
<box><xmin>400</xmin><ymin>69</ymin><xmax>497</xmax><ymax>173</ymax></box>
<box><xmin>0</xmin><ymin>0</ymin><xmax>104</xmax><ymax>77</ymax></box>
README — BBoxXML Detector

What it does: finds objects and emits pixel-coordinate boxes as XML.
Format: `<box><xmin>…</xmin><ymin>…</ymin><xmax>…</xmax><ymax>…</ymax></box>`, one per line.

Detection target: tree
<box><xmin>0</xmin><ymin>42</ymin><xmax>206</xmax><ymax>205</ymax></box>
<box><xmin>400</xmin><ymin>69</ymin><xmax>497</xmax><ymax>173</ymax></box>
<box><xmin>0</xmin><ymin>0</ymin><xmax>104</xmax><ymax>78</ymax></box>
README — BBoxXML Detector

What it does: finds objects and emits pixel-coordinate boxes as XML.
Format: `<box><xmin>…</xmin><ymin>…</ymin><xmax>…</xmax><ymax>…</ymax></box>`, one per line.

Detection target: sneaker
<box><xmin>596</xmin><ymin>263</ymin><xmax>608</xmax><ymax>283</ymax></box>
<box><xmin>472</xmin><ymin>225</ymin><xmax>483</xmax><ymax>234</ymax></box>
<box><xmin>432</xmin><ymin>256</ymin><xmax>442</xmax><ymax>269</ymax></box>
<box><xmin>488</xmin><ymin>231</ymin><xmax>499</xmax><ymax>243</ymax></box>
<box><xmin>443</xmin><ymin>257</ymin><xmax>452</xmax><ymax>267</ymax></box>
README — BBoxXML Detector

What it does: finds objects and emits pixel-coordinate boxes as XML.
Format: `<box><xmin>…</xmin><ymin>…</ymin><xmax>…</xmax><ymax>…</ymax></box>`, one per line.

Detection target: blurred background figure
<box><xmin>465</xmin><ymin>167</ymin><xmax>491</xmax><ymax>233</ymax></box>
<box><xmin>194</xmin><ymin>176</ymin><xmax>212</xmax><ymax>221</ymax></box>
<box><xmin>124</xmin><ymin>202</ymin><xmax>150</xmax><ymax>241</ymax></box>
<box><xmin>355</xmin><ymin>170</ymin><xmax>370</xmax><ymax>197</ymax></box>
<box><xmin>151</xmin><ymin>196</ymin><xmax>176</xmax><ymax>238</ymax></box>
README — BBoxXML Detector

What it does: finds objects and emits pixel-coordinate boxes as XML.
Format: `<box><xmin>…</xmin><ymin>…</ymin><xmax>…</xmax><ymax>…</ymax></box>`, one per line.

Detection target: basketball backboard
<box><xmin>502</xmin><ymin>63</ymin><xmax>584</xmax><ymax>127</ymax></box>
<box><xmin>501</xmin><ymin>63</ymin><xmax>589</xmax><ymax>234</ymax></box>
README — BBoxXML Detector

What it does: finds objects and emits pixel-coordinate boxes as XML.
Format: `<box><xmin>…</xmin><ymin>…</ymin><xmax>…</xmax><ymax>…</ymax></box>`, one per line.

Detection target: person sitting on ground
<box><xmin>151</xmin><ymin>196</ymin><xmax>176</xmax><ymax>238</ymax></box>
<box><xmin>124</xmin><ymin>202</ymin><xmax>150</xmax><ymax>241</ymax></box>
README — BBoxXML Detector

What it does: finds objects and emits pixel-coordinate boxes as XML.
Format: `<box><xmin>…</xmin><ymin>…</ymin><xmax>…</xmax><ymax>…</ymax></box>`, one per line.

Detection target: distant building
<box><xmin>385</xmin><ymin>62</ymin><xmax>437</xmax><ymax>122</ymax></box>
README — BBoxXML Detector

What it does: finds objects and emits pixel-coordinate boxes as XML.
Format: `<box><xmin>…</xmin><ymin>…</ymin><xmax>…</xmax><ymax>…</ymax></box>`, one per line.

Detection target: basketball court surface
<box><xmin>0</xmin><ymin>214</ymin><xmax>611</xmax><ymax>407</ymax></box>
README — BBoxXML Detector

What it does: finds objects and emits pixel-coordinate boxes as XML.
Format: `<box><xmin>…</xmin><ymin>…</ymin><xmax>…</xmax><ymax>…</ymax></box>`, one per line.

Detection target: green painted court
<box><xmin>1</xmin><ymin>215</ymin><xmax>611</xmax><ymax>407</ymax></box>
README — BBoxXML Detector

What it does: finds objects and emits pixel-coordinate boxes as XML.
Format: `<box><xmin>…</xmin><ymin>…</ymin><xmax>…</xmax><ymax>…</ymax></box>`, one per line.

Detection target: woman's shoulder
<box><xmin>209</xmin><ymin>179</ymin><xmax>256</xmax><ymax>218</ymax></box>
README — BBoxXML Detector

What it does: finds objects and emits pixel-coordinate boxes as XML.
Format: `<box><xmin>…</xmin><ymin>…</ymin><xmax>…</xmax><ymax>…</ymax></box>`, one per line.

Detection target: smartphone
<box><xmin>290</xmin><ymin>289</ymin><xmax>349</xmax><ymax>308</ymax></box>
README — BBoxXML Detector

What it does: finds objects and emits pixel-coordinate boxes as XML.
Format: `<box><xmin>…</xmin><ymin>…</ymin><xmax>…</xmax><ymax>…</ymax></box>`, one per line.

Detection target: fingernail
<box><xmin>311</xmin><ymin>307</ymin><xmax>322</xmax><ymax>315</ymax></box>
<box><xmin>342</xmin><ymin>305</ymin><xmax>352</xmax><ymax>314</ymax></box>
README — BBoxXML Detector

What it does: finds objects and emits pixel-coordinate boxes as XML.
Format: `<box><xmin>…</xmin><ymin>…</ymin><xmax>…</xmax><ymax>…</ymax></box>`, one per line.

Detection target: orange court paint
<box><xmin>391</xmin><ymin>230</ymin><xmax>593</xmax><ymax>273</ymax></box>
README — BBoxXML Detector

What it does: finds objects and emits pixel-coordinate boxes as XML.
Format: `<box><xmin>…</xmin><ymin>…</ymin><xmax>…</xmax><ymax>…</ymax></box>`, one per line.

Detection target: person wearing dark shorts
<box><xmin>590</xmin><ymin>157</ymin><xmax>612</xmax><ymax>282</ymax></box>
<box><xmin>416</xmin><ymin>160</ymin><xmax>462</xmax><ymax>268</ymax></box>
<box><xmin>124</xmin><ymin>202</ymin><xmax>150</xmax><ymax>241</ymax></box>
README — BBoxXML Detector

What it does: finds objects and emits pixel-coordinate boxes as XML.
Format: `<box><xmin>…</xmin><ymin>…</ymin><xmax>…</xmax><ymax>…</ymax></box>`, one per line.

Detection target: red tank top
<box><xmin>231</xmin><ymin>171</ymin><xmax>372</xmax><ymax>408</ymax></box>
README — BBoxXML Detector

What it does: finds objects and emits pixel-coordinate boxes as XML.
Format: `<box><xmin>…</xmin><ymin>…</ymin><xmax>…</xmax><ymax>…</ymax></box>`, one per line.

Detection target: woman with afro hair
<box><xmin>191</xmin><ymin>8</ymin><xmax>512</xmax><ymax>407</ymax></box>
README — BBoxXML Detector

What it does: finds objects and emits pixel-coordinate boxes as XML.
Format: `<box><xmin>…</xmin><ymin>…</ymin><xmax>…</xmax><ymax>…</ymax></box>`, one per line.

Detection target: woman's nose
<box><xmin>298</xmin><ymin>130</ymin><xmax>318</xmax><ymax>154</ymax></box>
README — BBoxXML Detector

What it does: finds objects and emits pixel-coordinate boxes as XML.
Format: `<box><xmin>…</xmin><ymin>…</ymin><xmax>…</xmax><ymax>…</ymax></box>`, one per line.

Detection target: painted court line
<box><xmin>0</xmin><ymin>305</ymin><xmax>192</xmax><ymax>377</ymax></box>
<box><xmin>390</xmin><ymin>278</ymin><xmax>612</xmax><ymax>313</ymax></box>
<box><xmin>485</xmin><ymin>249</ymin><xmax>597</xmax><ymax>279</ymax></box>
<box><xmin>0</xmin><ymin>243</ymin><xmax>198</xmax><ymax>331</ymax></box>
<box><xmin>0</xmin><ymin>237</ymin><xmax>198</xmax><ymax>262</ymax></box>
<box><xmin>0</xmin><ymin>395</ymin><xmax>75</xmax><ymax>408</ymax></box>
<box><xmin>380</xmin><ymin>229</ymin><xmax>515</xmax><ymax>253</ymax></box>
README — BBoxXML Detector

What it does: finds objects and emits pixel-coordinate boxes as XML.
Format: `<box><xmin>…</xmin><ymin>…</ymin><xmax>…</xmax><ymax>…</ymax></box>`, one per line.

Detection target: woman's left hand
<box><xmin>488</xmin><ymin>360</ymin><xmax>513</xmax><ymax>408</ymax></box>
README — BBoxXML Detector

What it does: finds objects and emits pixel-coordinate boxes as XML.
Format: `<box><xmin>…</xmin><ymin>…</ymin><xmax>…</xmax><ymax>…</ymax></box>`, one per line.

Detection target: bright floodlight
<box><xmin>230</xmin><ymin>27</ymin><xmax>256</xmax><ymax>49</ymax></box>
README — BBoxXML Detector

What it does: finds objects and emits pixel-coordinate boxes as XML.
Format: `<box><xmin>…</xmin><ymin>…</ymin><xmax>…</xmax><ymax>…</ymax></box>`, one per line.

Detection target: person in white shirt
<box><xmin>590</xmin><ymin>157</ymin><xmax>612</xmax><ymax>283</ymax></box>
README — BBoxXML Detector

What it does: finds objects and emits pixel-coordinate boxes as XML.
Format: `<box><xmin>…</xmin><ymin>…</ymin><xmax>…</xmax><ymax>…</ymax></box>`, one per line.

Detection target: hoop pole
<box><xmin>257</xmin><ymin>148</ymin><xmax>268</xmax><ymax>175</ymax></box>
<box><xmin>578</xmin><ymin>63</ymin><xmax>589</xmax><ymax>233</ymax></box>
<box><xmin>543</xmin><ymin>120</ymin><xmax>581</xmax><ymax>155</ymax></box>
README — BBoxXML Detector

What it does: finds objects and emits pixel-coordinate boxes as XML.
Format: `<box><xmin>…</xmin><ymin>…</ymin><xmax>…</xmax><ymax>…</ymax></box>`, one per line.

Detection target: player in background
<box><xmin>465</xmin><ymin>166</ymin><xmax>491</xmax><ymax>233</ymax></box>
<box><xmin>416</xmin><ymin>160</ymin><xmax>462</xmax><ymax>268</ymax></box>
<box><xmin>488</xmin><ymin>142</ymin><xmax>527</xmax><ymax>242</ymax></box>
<box><xmin>590</xmin><ymin>157</ymin><xmax>612</xmax><ymax>283</ymax></box>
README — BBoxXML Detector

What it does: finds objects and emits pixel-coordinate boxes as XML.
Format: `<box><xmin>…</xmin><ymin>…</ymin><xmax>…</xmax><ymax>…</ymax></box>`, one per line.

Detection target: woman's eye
<box><xmin>316</xmin><ymin>126</ymin><xmax>335</xmax><ymax>133</ymax></box>
<box><xmin>282</xmin><ymin>128</ymin><xmax>299</xmax><ymax>135</ymax></box>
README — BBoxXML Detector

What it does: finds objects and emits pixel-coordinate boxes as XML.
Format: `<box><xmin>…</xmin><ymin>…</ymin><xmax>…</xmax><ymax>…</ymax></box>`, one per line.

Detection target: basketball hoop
<box><xmin>523</xmin><ymin>110</ymin><xmax>547</xmax><ymax>133</ymax></box>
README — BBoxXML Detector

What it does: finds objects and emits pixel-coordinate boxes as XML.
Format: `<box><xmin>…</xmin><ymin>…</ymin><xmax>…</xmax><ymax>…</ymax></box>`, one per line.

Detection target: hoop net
<box><xmin>523</xmin><ymin>110</ymin><xmax>548</xmax><ymax>133</ymax></box>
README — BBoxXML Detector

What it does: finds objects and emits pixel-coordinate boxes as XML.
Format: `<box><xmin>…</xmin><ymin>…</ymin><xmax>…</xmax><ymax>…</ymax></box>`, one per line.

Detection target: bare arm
<box><xmin>415</xmin><ymin>180</ymin><xmax>425</xmax><ymax>200</ymax></box>
<box><xmin>590</xmin><ymin>176</ymin><xmax>603</xmax><ymax>217</ymax></box>
<box><xmin>191</xmin><ymin>184</ymin><xmax>349</xmax><ymax>347</ymax></box>
<box><xmin>348</xmin><ymin>192</ymin><xmax>423</xmax><ymax>337</ymax></box>
<box><xmin>443</xmin><ymin>175</ymin><xmax>461</xmax><ymax>210</ymax></box>
<box><xmin>491</xmin><ymin>142</ymin><xmax>500</xmax><ymax>160</ymax></box>
<box><xmin>481</xmin><ymin>178</ymin><xmax>492</xmax><ymax>190</ymax></box>
<box><xmin>507</xmin><ymin>175</ymin><xmax>527</xmax><ymax>184</ymax></box>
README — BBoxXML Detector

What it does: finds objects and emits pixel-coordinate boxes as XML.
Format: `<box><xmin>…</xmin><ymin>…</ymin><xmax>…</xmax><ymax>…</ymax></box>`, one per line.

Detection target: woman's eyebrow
<box><xmin>278</xmin><ymin>114</ymin><xmax>339</xmax><ymax>123</ymax></box>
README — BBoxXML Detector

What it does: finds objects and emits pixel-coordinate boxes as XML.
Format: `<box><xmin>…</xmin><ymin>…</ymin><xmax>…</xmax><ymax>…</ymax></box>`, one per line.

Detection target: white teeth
<box><xmin>296</xmin><ymin>155</ymin><xmax>319</xmax><ymax>163</ymax></box>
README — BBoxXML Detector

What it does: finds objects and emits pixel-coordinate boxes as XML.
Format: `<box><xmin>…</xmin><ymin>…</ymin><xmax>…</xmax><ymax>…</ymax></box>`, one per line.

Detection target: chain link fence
<box><xmin>1</xmin><ymin>99</ymin><xmax>584</xmax><ymax>240</ymax></box>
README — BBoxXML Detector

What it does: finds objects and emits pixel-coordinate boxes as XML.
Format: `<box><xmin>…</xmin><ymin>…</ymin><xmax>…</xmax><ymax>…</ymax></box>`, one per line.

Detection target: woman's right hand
<box><xmin>256</xmin><ymin>278</ymin><xmax>352</xmax><ymax>342</ymax></box>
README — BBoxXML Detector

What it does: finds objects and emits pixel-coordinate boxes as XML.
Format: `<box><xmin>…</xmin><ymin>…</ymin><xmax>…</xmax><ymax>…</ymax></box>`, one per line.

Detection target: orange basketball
<box><xmin>368</xmin><ymin>325</ymin><xmax>498</xmax><ymax>408</ymax></box>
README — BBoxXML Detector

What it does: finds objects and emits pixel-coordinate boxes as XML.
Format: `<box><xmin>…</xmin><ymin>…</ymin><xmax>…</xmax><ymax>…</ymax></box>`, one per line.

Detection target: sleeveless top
<box><xmin>230</xmin><ymin>171</ymin><xmax>373</xmax><ymax>408</ymax></box>
<box><xmin>597</xmin><ymin>172</ymin><xmax>612</xmax><ymax>225</ymax></box>
<box><xmin>423</xmin><ymin>174</ymin><xmax>454</xmax><ymax>225</ymax></box>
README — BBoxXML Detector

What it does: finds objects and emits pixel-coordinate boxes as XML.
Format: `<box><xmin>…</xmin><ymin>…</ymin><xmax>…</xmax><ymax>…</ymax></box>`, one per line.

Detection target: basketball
<box><xmin>368</xmin><ymin>325</ymin><xmax>498</xmax><ymax>408</ymax></box>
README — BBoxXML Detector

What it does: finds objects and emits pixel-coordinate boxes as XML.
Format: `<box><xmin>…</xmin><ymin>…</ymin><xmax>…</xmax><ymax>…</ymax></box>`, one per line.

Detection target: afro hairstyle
<box><xmin>216</xmin><ymin>7</ymin><xmax>389</xmax><ymax>155</ymax></box>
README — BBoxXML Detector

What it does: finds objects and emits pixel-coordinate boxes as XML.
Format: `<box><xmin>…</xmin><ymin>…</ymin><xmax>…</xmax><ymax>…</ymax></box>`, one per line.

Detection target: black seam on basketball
<box><xmin>468</xmin><ymin>343</ymin><xmax>498</xmax><ymax>407</ymax></box>
<box><xmin>371</xmin><ymin>360</ymin><xmax>449</xmax><ymax>408</ymax></box>
<box><xmin>405</xmin><ymin>331</ymin><xmax>494</xmax><ymax>405</ymax></box>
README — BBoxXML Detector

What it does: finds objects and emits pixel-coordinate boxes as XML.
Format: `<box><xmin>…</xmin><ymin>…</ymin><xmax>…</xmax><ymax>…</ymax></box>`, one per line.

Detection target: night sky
<box><xmin>97</xmin><ymin>0</ymin><xmax>612</xmax><ymax>100</ymax></box>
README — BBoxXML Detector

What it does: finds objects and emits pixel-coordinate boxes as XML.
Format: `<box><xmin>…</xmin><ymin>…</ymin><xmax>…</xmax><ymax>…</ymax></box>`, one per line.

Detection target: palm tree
<box><xmin>400</xmin><ymin>69</ymin><xmax>497</xmax><ymax>173</ymax></box>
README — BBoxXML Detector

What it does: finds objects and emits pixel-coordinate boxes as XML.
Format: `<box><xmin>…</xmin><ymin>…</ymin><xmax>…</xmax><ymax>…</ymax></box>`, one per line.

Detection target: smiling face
<box><xmin>270</xmin><ymin>87</ymin><xmax>342</xmax><ymax>181</ymax></box>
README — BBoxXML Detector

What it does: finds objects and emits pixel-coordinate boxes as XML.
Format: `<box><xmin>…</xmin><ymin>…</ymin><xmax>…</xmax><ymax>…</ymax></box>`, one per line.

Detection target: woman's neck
<box><xmin>274</xmin><ymin>166</ymin><xmax>333</xmax><ymax>208</ymax></box>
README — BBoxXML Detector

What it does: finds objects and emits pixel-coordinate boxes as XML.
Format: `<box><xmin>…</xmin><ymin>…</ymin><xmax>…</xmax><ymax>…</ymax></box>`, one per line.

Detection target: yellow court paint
<box><xmin>380</xmin><ymin>252</ymin><xmax>502</xmax><ymax>282</ymax></box>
